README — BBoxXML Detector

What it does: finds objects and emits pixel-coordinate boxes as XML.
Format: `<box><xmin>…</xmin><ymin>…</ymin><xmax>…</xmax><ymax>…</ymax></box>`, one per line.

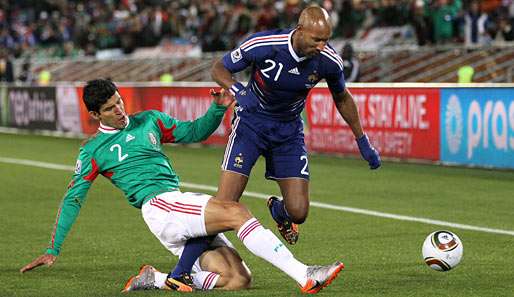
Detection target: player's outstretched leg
<box><xmin>300</xmin><ymin>261</ymin><xmax>345</xmax><ymax>294</ymax></box>
<box><xmin>267</xmin><ymin>196</ymin><xmax>299</xmax><ymax>244</ymax></box>
<box><xmin>122</xmin><ymin>265</ymin><xmax>158</xmax><ymax>292</ymax></box>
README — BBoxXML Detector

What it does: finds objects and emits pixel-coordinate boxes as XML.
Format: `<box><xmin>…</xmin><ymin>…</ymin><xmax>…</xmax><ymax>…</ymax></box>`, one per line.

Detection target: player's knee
<box><xmin>226</xmin><ymin>273</ymin><xmax>252</xmax><ymax>290</ymax></box>
<box><xmin>225</xmin><ymin>202</ymin><xmax>252</xmax><ymax>226</ymax></box>
<box><xmin>287</xmin><ymin>208</ymin><xmax>308</xmax><ymax>224</ymax></box>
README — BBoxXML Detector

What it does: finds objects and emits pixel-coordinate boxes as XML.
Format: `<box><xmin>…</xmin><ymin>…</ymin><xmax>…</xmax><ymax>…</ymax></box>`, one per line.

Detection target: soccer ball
<box><xmin>422</xmin><ymin>230</ymin><xmax>463</xmax><ymax>271</ymax></box>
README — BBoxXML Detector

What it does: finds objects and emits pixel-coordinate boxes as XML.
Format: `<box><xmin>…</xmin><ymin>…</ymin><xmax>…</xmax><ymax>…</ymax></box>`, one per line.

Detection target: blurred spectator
<box><xmin>0</xmin><ymin>49</ymin><xmax>13</xmax><ymax>82</ymax></box>
<box><xmin>425</xmin><ymin>0</ymin><xmax>462</xmax><ymax>43</ymax></box>
<box><xmin>410</xmin><ymin>0</ymin><xmax>432</xmax><ymax>45</ymax></box>
<box><xmin>17</xmin><ymin>58</ymin><xmax>33</xmax><ymax>83</ymax></box>
<box><xmin>462</xmin><ymin>0</ymin><xmax>491</xmax><ymax>46</ymax></box>
<box><xmin>341</xmin><ymin>43</ymin><xmax>360</xmax><ymax>82</ymax></box>
<box><xmin>1</xmin><ymin>0</ymin><xmax>512</xmax><ymax>59</ymax></box>
<box><xmin>492</xmin><ymin>16</ymin><xmax>514</xmax><ymax>42</ymax></box>
<box><xmin>338</xmin><ymin>0</ymin><xmax>367</xmax><ymax>38</ymax></box>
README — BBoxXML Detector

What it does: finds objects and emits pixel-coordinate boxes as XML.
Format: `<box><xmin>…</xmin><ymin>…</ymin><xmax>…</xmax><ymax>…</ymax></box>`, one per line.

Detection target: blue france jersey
<box><xmin>223</xmin><ymin>28</ymin><xmax>346</xmax><ymax>120</ymax></box>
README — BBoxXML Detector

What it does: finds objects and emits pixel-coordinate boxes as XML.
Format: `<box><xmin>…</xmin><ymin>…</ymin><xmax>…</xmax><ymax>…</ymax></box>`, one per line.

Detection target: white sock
<box><xmin>191</xmin><ymin>271</ymin><xmax>220</xmax><ymax>290</ymax></box>
<box><xmin>154</xmin><ymin>271</ymin><xmax>168</xmax><ymax>289</ymax></box>
<box><xmin>237</xmin><ymin>218</ymin><xmax>308</xmax><ymax>286</ymax></box>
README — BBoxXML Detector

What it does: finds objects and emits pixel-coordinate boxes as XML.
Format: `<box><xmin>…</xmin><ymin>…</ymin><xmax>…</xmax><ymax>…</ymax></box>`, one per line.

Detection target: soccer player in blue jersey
<box><xmin>211</xmin><ymin>6</ymin><xmax>381</xmax><ymax>244</ymax></box>
<box><xmin>20</xmin><ymin>79</ymin><xmax>344</xmax><ymax>294</ymax></box>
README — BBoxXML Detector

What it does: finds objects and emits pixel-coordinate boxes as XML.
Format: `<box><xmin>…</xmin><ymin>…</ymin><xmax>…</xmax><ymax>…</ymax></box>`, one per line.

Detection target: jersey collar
<box><xmin>288</xmin><ymin>29</ymin><xmax>307</xmax><ymax>63</ymax></box>
<box><xmin>98</xmin><ymin>116</ymin><xmax>130</xmax><ymax>134</ymax></box>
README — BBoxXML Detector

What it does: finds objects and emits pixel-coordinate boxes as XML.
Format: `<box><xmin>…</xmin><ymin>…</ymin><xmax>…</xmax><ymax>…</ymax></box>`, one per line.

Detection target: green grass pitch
<box><xmin>1</xmin><ymin>133</ymin><xmax>513</xmax><ymax>297</ymax></box>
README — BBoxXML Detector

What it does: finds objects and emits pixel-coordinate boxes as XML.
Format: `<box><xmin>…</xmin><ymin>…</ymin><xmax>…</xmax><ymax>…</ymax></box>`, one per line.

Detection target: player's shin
<box><xmin>236</xmin><ymin>218</ymin><xmax>308</xmax><ymax>286</ymax></box>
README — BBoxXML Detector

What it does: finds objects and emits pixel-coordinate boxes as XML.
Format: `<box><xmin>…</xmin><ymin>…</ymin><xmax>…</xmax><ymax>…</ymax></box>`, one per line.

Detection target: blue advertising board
<box><xmin>440</xmin><ymin>88</ymin><xmax>514</xmax><ymax>169</ymax></box>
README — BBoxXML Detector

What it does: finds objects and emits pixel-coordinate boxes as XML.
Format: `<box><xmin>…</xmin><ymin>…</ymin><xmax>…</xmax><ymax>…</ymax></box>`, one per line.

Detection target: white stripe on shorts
<box><xmin>222</xmin><ymin>115</ymin><xmax>241</xmax><ymax>170</ymax></box>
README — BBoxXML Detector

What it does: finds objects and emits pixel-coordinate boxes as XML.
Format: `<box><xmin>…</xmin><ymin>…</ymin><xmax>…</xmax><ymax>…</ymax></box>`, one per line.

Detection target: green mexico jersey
<box><xmin>46</xmin><ymin>103</ymin><xmax>227</xmax><ymax>255</ymax></box>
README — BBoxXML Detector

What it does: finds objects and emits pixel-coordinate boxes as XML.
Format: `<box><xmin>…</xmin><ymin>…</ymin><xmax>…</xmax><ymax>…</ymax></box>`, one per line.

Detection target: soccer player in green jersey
<box><xmin>20</xmin><ymin>79</ymin><xmax>344</xmax><ymax>294</ymax></box>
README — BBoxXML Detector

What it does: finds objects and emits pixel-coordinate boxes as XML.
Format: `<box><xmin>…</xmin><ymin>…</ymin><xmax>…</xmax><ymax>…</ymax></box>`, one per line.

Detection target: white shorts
<box><xmin>141</xmin><ymin>191</ymin><xmax>235</xmax><ymax>272</ymax></box>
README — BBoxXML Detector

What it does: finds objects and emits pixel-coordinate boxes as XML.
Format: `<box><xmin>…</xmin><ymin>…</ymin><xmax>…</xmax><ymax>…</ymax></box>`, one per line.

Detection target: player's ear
<box><xmin>89</xmin><ymin>111</ymin><xmax>101</xmax><ymax>121</ymax></box>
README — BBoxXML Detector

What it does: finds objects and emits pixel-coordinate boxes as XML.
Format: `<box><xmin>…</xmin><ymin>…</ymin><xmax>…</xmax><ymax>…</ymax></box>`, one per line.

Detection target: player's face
<box><xmin>299</xmin><ymin>26</ymin><xmax>331</xmax><ymax>57</ymax></box>
<box><xmin>92</xmin><ymin>91</ymin><xmax>127</xmax><ymax>129</ymax></box>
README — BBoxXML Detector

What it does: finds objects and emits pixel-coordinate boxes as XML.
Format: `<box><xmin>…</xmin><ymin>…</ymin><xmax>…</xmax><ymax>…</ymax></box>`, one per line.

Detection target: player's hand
<box><xmin>356</xmin><ymin>134</ymin><xmax>381</xmax><ymax>169</ymax></box>
<box><xmin>210</xmin><ymin>88</ymin><xmax>235</xmax><ymax>108</ymax></box>
<box><xmin>20</xmin><ymin>253</ymin><xmax>57</xmax><ymax>273</ymax></box>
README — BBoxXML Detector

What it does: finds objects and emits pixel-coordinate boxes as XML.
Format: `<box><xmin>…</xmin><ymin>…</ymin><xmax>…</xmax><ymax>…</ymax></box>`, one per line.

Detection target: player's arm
<box><xmin>20</xmin><ymin>149</ymin><xmax>97</xmax><ymax>273</ymax></box>
<box><xmin>157</xmin><ymin>90</ymin><xmax>234</xmax><ymax>144</ymax></box>
<box><xmin>331</xmin><ymin>88</ymin><xmax>364</xmax><ymax>139</ymax></box>
<box><xmin>212</xmin><ymin>44</ymin><xmax>254</xmax><ymax>97</ymax></box>
<box><xmin>332</xmin><ymin>88</ymin><xmax>381</xmax><ymax>169</ymax></box>
<box><xmin>211</xmin><ymin>59</ymin><xmax>238</xmax><ymax>90</ymax></box>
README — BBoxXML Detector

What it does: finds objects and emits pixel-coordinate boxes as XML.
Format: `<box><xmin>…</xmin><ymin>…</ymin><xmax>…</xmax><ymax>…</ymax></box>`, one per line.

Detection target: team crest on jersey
<box><xmin>231</xmin><ymin>48</ymin><xmax>242</xmax><ymax>63</ymax></box>
<box><xmin>308</xmin><ymin>72</ymin><xmax>319</xmax><ymax>83</ymax></box>
<box><xmin>234</xmin><ymin>153</ymin><xmax>244</xmax><ymax>168</ymax></box>
<box><xmin>74</xmin><ymin>160</ymin><xmax>82</xmax><ymax>174</ymax></box>
<box><xmin>148</xmin><ymin>132</ymin><xmax>158</xmax><ymax>147</ymax></box>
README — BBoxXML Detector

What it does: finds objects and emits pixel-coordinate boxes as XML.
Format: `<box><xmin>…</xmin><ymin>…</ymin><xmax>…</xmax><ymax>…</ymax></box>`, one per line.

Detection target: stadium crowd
<box><xmin>0</xmin><ymin>0</ymin><xmax>513</xmax><ymax>62</ymax></box>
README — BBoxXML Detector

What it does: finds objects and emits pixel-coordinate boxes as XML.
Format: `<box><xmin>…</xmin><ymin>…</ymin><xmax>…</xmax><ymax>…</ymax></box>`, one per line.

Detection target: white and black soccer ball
<box><xmin>422</xmin><ymin>230</ymin><xmax>463</xmax><ymax>271</ymax></box>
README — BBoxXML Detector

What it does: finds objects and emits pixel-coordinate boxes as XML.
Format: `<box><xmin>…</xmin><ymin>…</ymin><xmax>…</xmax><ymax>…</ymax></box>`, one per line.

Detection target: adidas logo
<box><xmin>126</xmin><ymin>134</ymin><xmax>135</xmax><ymax>142</ymax></box>
<box><xmin>288</xmin><ymin>67</ymin><xmax>300</xmax><ymax>75</ymax></box>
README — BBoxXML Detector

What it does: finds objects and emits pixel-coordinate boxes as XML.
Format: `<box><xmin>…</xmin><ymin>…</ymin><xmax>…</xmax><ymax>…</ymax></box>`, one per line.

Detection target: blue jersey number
<box><xmin>260</xmin><ymin>59</ymin><xmax>283</xmax><ymax>81</ymax></box>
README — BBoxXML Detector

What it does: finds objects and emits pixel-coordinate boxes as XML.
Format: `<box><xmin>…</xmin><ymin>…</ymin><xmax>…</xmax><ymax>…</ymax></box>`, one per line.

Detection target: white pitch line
<box><xmin>1</xmin><ymin>156</ymin><xmax>514</xmax><ymax>237</ymax></box>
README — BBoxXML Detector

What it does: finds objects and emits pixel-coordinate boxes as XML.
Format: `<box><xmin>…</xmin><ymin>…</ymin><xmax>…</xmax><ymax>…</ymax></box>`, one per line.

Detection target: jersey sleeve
<box><xmin>154</xmin><ymin>103</ymin><xmax>228</xmax><ymax>144</ymax></box>
<box><xmin>222</xmin><ymin>33</ymin><xmax>262</xmax><ymax>73</ymax></box>
<box><xmin>46</xmin><ymin>148</ymin><xmax>98</xmax><ymax>256</ymax></box>
<box><xmin>323</xmin><ymin>46</ymin><xmax>347</xmax><ymax>94</ymax></box>
<box><xmin>325</xmin><ymin>65</ymin><xmax>346</xmax><ymax>95</ymax></box>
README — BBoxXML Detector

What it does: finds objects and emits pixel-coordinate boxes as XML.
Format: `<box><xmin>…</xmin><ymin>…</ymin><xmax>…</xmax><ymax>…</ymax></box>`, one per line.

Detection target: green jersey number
<box><xmin>110</xmin><ymin>144</ymin><xmax>128</xmax><ymax>162</ymax></box>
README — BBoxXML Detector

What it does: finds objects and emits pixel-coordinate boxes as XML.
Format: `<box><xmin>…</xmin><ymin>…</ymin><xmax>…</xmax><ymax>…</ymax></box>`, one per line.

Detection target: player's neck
<box><xmin>291</xmin><ymin>30</ymin><xmax>306</xmax><ymax>58</ymax></box>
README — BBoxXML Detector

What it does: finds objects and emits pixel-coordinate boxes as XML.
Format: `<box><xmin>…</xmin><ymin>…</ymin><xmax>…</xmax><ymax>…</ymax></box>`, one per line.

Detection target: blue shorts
<box><xmin>221</xmin><ymin>108</ymin><xmax>309</xmax><ymax>180</ymax></box>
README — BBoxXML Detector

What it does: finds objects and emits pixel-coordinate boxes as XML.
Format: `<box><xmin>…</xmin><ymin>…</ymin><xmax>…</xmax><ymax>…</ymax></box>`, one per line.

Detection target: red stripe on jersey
<box><xmin>169</xmin><ymin>207</ymin><xmax>201</xmax><ymax>216</ymax></box>
<box><xmin>254</xmin><ymin>70</ymin><xmax>267</xmax><ymax>91</ymax></box>
<box><xmin>240</xmin><ymin>35</ymin><xmax>289</xmax><ymax>49</ymax></box>
<box><xmin>49</xmin><ymin>206</ymin><xmax>63</xmax><ymax>250</ymax></box>
<box><xmin>239</xmin><ymin>220</ymin><xmax>261</xmax><ymax>242</ymax></box>
<box><xmin>174</xmin><ymin>201</ymin><xmax>202</xmax><ymax>209</ymax></box>
<box><xmin>83</xmin><ymin>158</ymin><xmax>99</xmax><ymax>182</ymax></box>
<box><xmin>170</xmin><ymin>205</ymin><xmax>202</xmax><ymax>214</ymax></box>
<box><xmin>100</xmin><ymin>126</ymin><xmax>117</xmax><ymax>131</ymax></box>
<box><xmin>171</xmin><ymin>205</ymin><xmax>201</xmax><ymax>215</ymax></box>
<box><xmin>157</xmin><ymin>119</ymin><xmax>176</xmax><ymax>143</ymax></box>
<box><xmin>102</xmin><ymin>171</ymin><xmax>114</xmax><ymax>179</ymax></box>
<box><xmin>156</xmin><ymin>198</ymin><xmax>202</xmax><ymax>212</ymax></box>
<box><xmin>150</xmin><ymin>200</ymin><xmax>171</xmax><ymax>212</ymax></box>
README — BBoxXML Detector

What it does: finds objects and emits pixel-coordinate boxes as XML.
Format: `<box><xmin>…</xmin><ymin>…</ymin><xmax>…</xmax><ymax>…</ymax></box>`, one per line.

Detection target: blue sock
<box><xmin>270</xmin><ymin>198</ymin><xmax>290</xmax><ymax>224</ymax></box>
<box><xmin>169</xmin><ymin>235</ymin><xmax>214</xmax><ymax>279</ymax></box>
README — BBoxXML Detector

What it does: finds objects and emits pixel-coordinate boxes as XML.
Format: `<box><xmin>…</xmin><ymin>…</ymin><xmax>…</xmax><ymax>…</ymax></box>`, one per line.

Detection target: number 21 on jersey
<box><xmin>260</xmin><ymin>59</ymin><xmax>283</xmax><ymax>81</ymax></box>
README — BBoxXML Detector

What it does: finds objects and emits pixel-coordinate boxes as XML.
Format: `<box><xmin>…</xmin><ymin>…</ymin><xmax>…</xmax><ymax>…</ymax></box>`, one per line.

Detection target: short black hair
<box><xmin>83</xmin><ymin>79</ymin><xmax>118</xmax><ymax>112</ymax></box>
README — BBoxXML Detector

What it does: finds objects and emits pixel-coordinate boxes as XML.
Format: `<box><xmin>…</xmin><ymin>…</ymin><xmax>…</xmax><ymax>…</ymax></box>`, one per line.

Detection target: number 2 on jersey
<box><xmin>110</xmin><ymin>144</ymin><xmax>128</xmax><ymax>162</ymax></box>
<box><xmin>260</xmin><ymin>59</ymin><xmax>283</xmax><ymax>81</ymax></box>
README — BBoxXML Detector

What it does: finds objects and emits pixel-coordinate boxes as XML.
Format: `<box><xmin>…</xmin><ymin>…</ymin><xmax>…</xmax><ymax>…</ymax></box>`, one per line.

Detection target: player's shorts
<box><xmin>141</xmin><ymin>191</ymin><xmax>235</xmax><ymax>272</ymax></box>
<box><xmin>221</xmin><ymin>107</ymin><xmax>310</xmax><ymax>180</ymax></box>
